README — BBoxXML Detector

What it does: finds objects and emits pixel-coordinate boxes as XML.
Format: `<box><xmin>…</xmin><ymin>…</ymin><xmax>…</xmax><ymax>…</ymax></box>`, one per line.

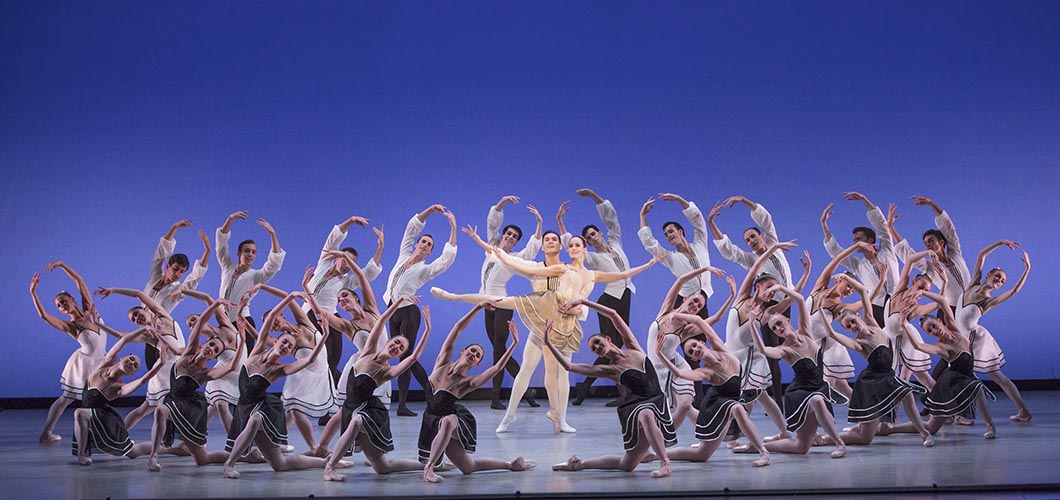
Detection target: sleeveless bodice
<box><xmin>865</xmin><ymin>344</ymin><xmax>893</xmax><ymax>372</ymax></box>
<box><xmin>77</xmin><ymin>328</ymin><xmax>107</xmax><ymax>357</ymax></box>
<box><xmin>791</xmin><ymin>357</ymin><xmax>822</xmax><ymax>385</ymax></box>
<box><xmin>237</xmin><ymin>367</ymin><xmax>272</xmax><ymax>405</ymax></box>
<box><xmin>724</xmin><ymin>305</ymin><xmax>756</xmax><ymax>350</ymax></box>
<box><xmin>620</xmin><ymin>360</ymin><xmax>662</xmax><ymax>398</ymax></box>
<box><xmin>169</xmin><ymin>367</ymin><xmax>202</xmax><ymax>398</ymax></box>
<box><xmin>346</xmin><ymin>373</ymin><xmax>380</xmax><ymax>403</ymax></box>
<box><xmin>82</xmin><ymin>387</ymin><xmax>110</xmax><ymax>408</ymax></box>
<box><xmin>715</xmin><ymin>375</ymin><xmax>742</xmax><ymax>399</ymax></box>
<box><xmin>956</xmin><ymin>296</ymin><xmax>985</xmax><ymax>334</ymax></box>
<box><xmin>426</xmin><ymin>389</ymin><xmax>460</xmax><ymax>416</ymax></box>
<box><xmin>949</xmin><ymin>351</ymin><xmax>975</xmax><ymax>375</ymax></box>
<box><xmin>807</xmin><ymin>294</ymin><xmax>835</xmax><ymax>342</ymax></box>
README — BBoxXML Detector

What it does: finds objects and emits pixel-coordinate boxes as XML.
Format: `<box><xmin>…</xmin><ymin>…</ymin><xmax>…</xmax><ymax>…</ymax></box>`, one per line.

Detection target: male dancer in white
<box><xmin>215</xmin><ymin>211</ymin><xmax>286</xmax><ymax>346</ymax></box>
<box><xmin>142</xmin><ymin>219</ymin><xmax>209</xmax><ymax>372</ymax></box>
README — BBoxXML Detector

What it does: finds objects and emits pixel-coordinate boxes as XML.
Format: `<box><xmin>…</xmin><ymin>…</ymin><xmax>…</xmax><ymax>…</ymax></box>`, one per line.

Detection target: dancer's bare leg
<box><xmin>977</xmin><ymin>393</ymin><xmax>996</xmax><ymax>439</ymax></box>
<box><xmin>430</xmin><ymin>289</ymin><xmax>512</xmax><ymax>309</ymax></box>
<box><xmin>424</xmin><ymin>415</ymin><xmax>458</xmax><ymax>483</ymax></box>
<box><xmin>148</xmin><ymin>406</ymin><xmax>170</xmax><ymax>471</ymax></box>
<box><xmin>808</xmin><ymin>396</ymin><xmax>846</xmax><ymax>457</ymax></box>
<box><xmin>755</xmin><ymin>393</ymin><xmax>790</xmax><ymax>441</ymax></box>
<box><xmin>257</xmin><ymin>433</ymin><xmax>329</xmax><ymax>471</ymax></box>
<box><xmin>825</xmin><ymin>377</ymin><xmax>853</xmax><ymax>399</ymax></box>
<box><xmin>900</xmin><ymin>392</ymin><xmax>934</xmax><ymax>446</ymax></box>
<box><xmin>361</xmin><ymin>434</ymin><xmax>423</xmax><ymax>475</ymax></box>
<box><xmin>187</xmin><ymin>444</ymin><xmax>230</xmax><ymax>466</ymax></box>
<box><xmin>309</xmin><ymin>409</ymin><xmax>343</xmax><ymax>458</ymax></box>
<box><xmin>288</xmin><ymin>410</ymin><xmax>317</xmax><ymax>450</ymax></box>
<box><xmin>324</xmin><ymin>414</ymin><xmax>362</xmax><ymax>481</ymax></box>
<box><xmin>670</xmin><ymin>393</ymin><xmax>697</xmax><ymax>430</ymax></box>
<box><xmin>40</xmin><ymin>395</ymin><xmax>74</xmax><ymax>443</ymax></box>
<box><xmin>498</xmin><ymin>338</ymin><xmax>543</xmax><ymax>432</ymax></box>
<box><xmin>123</xmin><ymin>401</ymin><xmax>154</xmax><ymax>430</ymax></box>
<box><xmin>541</xmin><ymin>346</ymin><xmax>561</xmax><ymax>433</ymax></box>
<box><xmin>223</xmin><ymin>413</ymin><xmax>266</xmax><ymax>479</ymax></box>
<box><xmin>638</xmin><ymin>411</ymin><xmax>672</xmax><ymax>477</ymax></box>
<box><xmin>73</xmin><ymin>408</ymin><xmax>93</xmax><ymax>465</ymax></box>
<box><xmin>210</xmin><ymin>401</ymin><xmax>234</xmax><ymax>433</ymax></box>
<box><xmin>817</xmin><ymin>420</ymin><xmax>879</xmax><ymax>446</ymax></box>
<box><xmin>764</xmin><ymin>410</ymin><xmax>815</xmax><ymax>455</ymax></box>
<box><xmin>986</xmin><ymin>370</ymin><xmax>1030</xmax><ymax>422</ymax></box>
<box><xmin>730</xmin><ymin>405</ymin><xmax>770</xmax><ymax>466</ymax></box>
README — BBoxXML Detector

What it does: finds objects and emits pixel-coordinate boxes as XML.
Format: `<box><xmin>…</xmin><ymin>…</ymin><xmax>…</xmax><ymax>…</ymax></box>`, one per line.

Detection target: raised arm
<box><xmin>45</xmin><ymin>260</ymin><xmax>92</xmax><ymax>310</ymax></box>
<box><xmin>283</xmin><ymin>326</ymin><xmax>331</xmax><ymax>376</ymax></box>
<box><xmin>895</xmin><ymin>250</ymin><xmax>934</xmax><ymax>296</ymax></box>
<box><xmin>29</xmin><ymin>273</ymin><xmax>71</xmax><ymax>335</ymax></box>
<box><xmin>119</xmin><ymin>343</ymin><xmax>168</xmax><ymax>397</ymax></box>
<box><xmin>986</xmin><ymin>250</ymin><xmax>1030</xmax><ymax>310</ymax></box>
<box><xmin>207</xmin><ymin>319</ymin><xmax>246</xmax><ymax>380</ymax></box>
<box><xmin>656</xmin><ymin>265</ymin><xmax>722</xmax><ymax>318</ymax></box>
<box><xmin>850</xmin><ymin>278</ymin><xmax>880</xmax><ymax>329</ymax></box>
<box><xmin>257</xmin><ymin>218</ymin><xmax>282</xmax><ymax>255</ymax></box>
<box><xmin>434</xmin><ymin>303</ymin><xmax>485</xmax><ymax>370</ymax></box>
<box><xmin>771</xmin><ymin>285</ymin><xmax>810</xmax><ymax>337</ymax></box>
<box><xmin>971</xmin><ymin>240</ymin><xmax>1019</xmax><ymax>284</ymax></box>
<box><xmin>370</xmin><ymin>225</ymin><xmax>385</xmax><ymax>267</ymax></box>
<box><xmin>541</xmin><ymin>323</ymin><xmax>606</xmax><ymax>378</ymax></box>
<box><xmin>216</xmin><ymin>211</ymin><xmax>247</xmax><ymax>268</ymax></box>
<box><xmin>820</xmin><ymin>203</ymin><xmax>835</xmax><ymax>243</ymax></box>
<box><xmin>828</xmin><ymin>320</ymin><xmax>861</xmax><ymax>352</ymax></box>
<box><xmin>573</xmin><ymin>299</ymin><xmax>642</xmax><ymax>352</ymax></box>
<box><xmin>467</xmin><ymin>320</ymin><xmax>520</xmax><ymax>389</ymax></box>
<box><xmin>705</xmin><ymin>275</ymin><xmax>737</xmax><ymax>326</ymax></box>
<box><xmin>813</xmin><ymin>241</ymin><xmax>872</xmax><ymax>293</ymax></box>
<box><xmin>555</xmin><ymin>199</ymin><xmax>570</xmax><ymax>237</ymax></box>
<box><xmin>388</xmin><ymin>306</ymin><xmax>432</xmax><ymax>377</ymax></box>
<box><xmin>886</xmin><ymin>203</ymin><xmax>904</xmax><ymax>243</ymax></box>
<box><xmin>493</xmin><ymin>247</ymin><xmax>567</xmax><ymax>277</ymax></box>
<box><xmin>361</xmin><ymin>296</ymin><xmax>413</xmax><ymax>357</ymax></box>
<box><xmin>706</xmin><ymin>202</ymin><xmax>725</xmax><ymax>240</ymax></box>
<box><xmin>739</xmin><ymin>241</ymin><xmax>797</xmax><ymax>298</ymax></box>
<box><xmin>750</xmin><ymin>320</ymin><xmax>786</xmax><ymax>360</ymax></box>
<box><xmin>671</xmin><ymin>313</ymin><xmax>725</xmax><ymax>350</ymax></box>
<box><xmin>95</xmin><ymin>287</ymin><xmax>171</xmax><ymax>321</ymax></box>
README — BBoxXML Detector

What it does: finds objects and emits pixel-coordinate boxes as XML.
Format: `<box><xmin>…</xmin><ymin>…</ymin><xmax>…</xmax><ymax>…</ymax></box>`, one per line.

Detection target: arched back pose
<box><xmin>656</xmin><ymin>319</ymin><xmax>771</xmax><ymax>468</ymax></box>
<box><xmin>142</xmin><ymin>221</ymin><xmax>209</xmax><ymax>383</ymax></box>
<box><xmin>433</xmin><ymin>235</ymin><xmax>658</xmax><ymax>434</ymax></box>
<box><xmin>647</xmin><ymin>265</ymin><xmax>730</xmax><ymax>431</ymax></box>
<box><xmin>420</xmin><ymin>303</ymin><xmax>534</xmax><ymax>483</ymax></box>
<box><xmin>752</xmin><ymin>286</ymin><xmax>849</xmax><ymax>459</ymax></box>
<box><xmin>72</xmin><ymin>330</ymin><xmax>164</xmax><ymax>465</ymax></box>
<box><xmin>558</xmin><ymin>189</ymin><xmax>637</xmax><ymax>407</ymax></box>
<box><xmin>818</xmin><ymin>275</ymin><xmax>933</xmax><ymax>447</ymax></box>
<box><xmin>958</xmin><ymin>241</ymin><xmax>1031</xmax><ymax>421</ymax></box>
<box><xmin>30</xmin><ymin>261</ymin><xmax>107</xmax><ymax>444</ymax></box>
<box><xmin>176</xmin><ymin>289</ymin><xmax>243</xmax><ymax>433</ymax></box>
<box><xmin>709</xmin><ymin>195</ymin><xmax>796</xmax><ymax>411</ymax></box>
<box><xmin>464</xmin><ymin>196</ymin><xmax>542</xmax><ymax>409</ymax></box>
<box><xmin>322</xmin><ymin>297</ymin><xmax>433</xmax><ymax>481</ymax></box>
<box><xmin>221</xmin><ymin>290</ymin><xmax>332</xmax><ymax>479</ymax></box>
<box><xmin>882</xmin><ymin>250</ymin><xmax>939</xmax><ymax>389</ymax></box>
<box><xmin>215</xmin><ymin>211</ymin><xmax>286</xmax><ymax>347</ymax></box>
<box><xmin>804</xmin><ymin>241</ymin><xmax>876</xmax><ymax>398</ymax></box>
<box><xmin>721</xmin><ymin>242</ymin><xmax>809</xmax><ymax>440</ymax></box>
<box><xmin>307</xmin><ymin>257</ymin><xmax>391</xmax><ymax>458</ymax></box>
<box><xmin>93</xmin><ymin>287</ymin><xmax>187</xmax><ymax>431</ymax></box>
<box><xmin>146</xmin><ymin>299</ymin><xmax>246</xmax><ymax>471</ymax></box>
<box><xmin>549</xmin><ymin>299</ymin><xmax>677</xmax><ymax>479</ymax></box>
<box><xmin>381</xmin><ymin>204</ymin><xmax>457</xmax><ymax>417</ymax></box>
<box><xmin>249</xmin><ymin>275</ymin><xmax>336</xmax><ymax>454</ymax></box>
<box><xmin>895</xmin><ymin>292</ymin><xmax>998</xmax><ymax>439</ymax></box>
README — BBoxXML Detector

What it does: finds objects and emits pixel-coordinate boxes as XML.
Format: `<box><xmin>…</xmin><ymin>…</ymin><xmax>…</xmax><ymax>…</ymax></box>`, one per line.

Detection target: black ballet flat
<box><xmin>604</xmin><ymin>397</ymin><xmax>622</xmax><ymax>408</ymax></box>
<box><xmin>572</xmin><ymin>382</ymin><xmax>588</xmax><ymax>406</ymax></box>
<box><xmin>490</xmin><ymin>400</ymin><xmax>507</xmax><ymax>410</ymax></box>
<box><xmin>523</xmin><ymin>389</ymin><xmax>540</xmax><ymax>408</ymax></box>
<box><xmin>396</xmin><ymin>406</ymin><xmax>418</xmax><ymax>417</ymax></box>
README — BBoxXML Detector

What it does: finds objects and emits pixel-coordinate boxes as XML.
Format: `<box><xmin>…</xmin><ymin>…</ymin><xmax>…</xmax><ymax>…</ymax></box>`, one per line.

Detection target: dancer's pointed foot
<box><xmin>922</xmin><ymin>434</ymin><xmax>935</xmax><ymax>447</ymax></box>
<box><xmin>304</xmin><ymin>446</ymin><xmax>329</xmax><ymax>458</ymax></box>
<box><xmin>323</xmin><ymin>463</ymin><xmax>346</xmax><ymax>482</ymax></box>
<box><xmin>763</xmin><ymin>431</ymin><xmax>790</xmax><ymax>443</ymax></box>
<box><xmin>244</xmin><ymin>449</ymin><xmax>266</xmax><ymax>463</ymax></box>
<box><xmin>147</xmin><ymin>457</ymin><xmax>161</xmax><ymax>472</ymax></box>
<box><xmin>223</xmin><ymin>464</ymin><xmax>240</xmax><ymax>479</ymax></box>
<box><xmin>495</xmin><ymin>414</ymin><xmax>516</xmax><ymax>433</ymax></box>
<box><xmin>1010</xmin><ymin>410</ymin><xmax>1032</xmax><ymax>423</ymax></box>
<box><xmin>752</xmin><ymin>453</ymin><xmax>771</xmax><ymax>467</ymax></box>
<box><xmin>423</xmin><ymin>467</ymin><xmax>443</xmax><ymax>483</ymax></box>
<box><xmin>279</xmin><ymin>445</ymin><xmax>295</xmax><ymax>453</ymax></box>
<box><xmin>510</xmin><ymin>456</ymin><xmax>536</xmax><ymax>471</ymax></box>
<box><xmin>830</xmin><ymin>444</ymin><xmax>847</xmax><ymax>458</ymax></box>
<box><xmin>552</xmin><ymin>456</ymin><xmax>582</xmax><ymax>471</ymax></box>
<box><xmin>650</xmin><ymin>462</ymin><xmax>672</xmax><ymax>478</ymax></box>
<box><xmin>545</xmin><ymin>410</ymin><xmax>561</xmax><ymax>433</ymax></box>
<box><xmin>430</xmin><ymin>287</ymin><xmax>456</xmax><ymax>301</ymax></box>
<box><xmin>984</xmin><ymin>423</ymin><xmax>997</xmax><ymax>439</ymax></box>
<box><xmin>78</xmin><ymin>456</ymin><xmax>92</xmax><ymax>466</ymax></box>
<box><xmin>39</xmin><ymin>432</ymin><xmax>61</xmax><ymax>444</ymax></box>
<box><xmin>955</xmin><ymin>416</ymin><xmax>974</xmax><ymax>426</ymax></box>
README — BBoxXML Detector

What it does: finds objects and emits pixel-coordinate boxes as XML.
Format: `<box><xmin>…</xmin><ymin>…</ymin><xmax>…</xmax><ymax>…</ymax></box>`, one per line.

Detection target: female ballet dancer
<box><xmin>420</xmin><ymin>303</ymin><xmax>535</xmax><ymax>483</ymax></box>
<box><xmin>816</xmin><ymin>274</ymin><xmax>933</xmax><ymax>447</ymax></box>
<box><xmin>175</xmin><ymin>289</ymin><xmax>243</xmax><ymax>433</ymax></box>
<box><xmin>804</xmin><ymin>241</ymin><xmax>877</xmax><ymax>398</ymax></box>
<box><xmin>249</xmin><ymin>274</ymin><xmax>336</xmax><ymax>453</ymax></box>
<box><xmin>752</xmin><ymin>285</ymin><xmax>849</xmax><ymax>459</ymax></box>
<box><xmin>647</xmin><ymin>265</ymin><xmax>730</xmax><ymax>431</ymax></box>
<box><xmin>221</xmin><ymin>290</ymin><xmax>333</xmax><ymax>479</ymax></box>
<box><xmin>72</xmin><ymin>329</ymin><xmax>164</xmax><ymax>465</ymax></box>
<box><xmin>548</xmin><ymin>299</ymin><xmax>676</xmax><ymax>478</ymax></box>
<box><xmin>382</xmin><ymin>204</ymin><xmax>458</xmax><ymax>417</ymax></box>
<box><xmin>92</xmin><ymin>287</ymin><xmax>187</xmax><ymax>431</ymax></box>
<box><xmin>896</xmin><ymin>291</ymin><xmax>998</xmax><ymax>439</ymax></box>
<box><xmin>720</xmin><ymin>242</ymin><xmax>809</xmax><ymax>440</ymax></box>
<box><xmin>656</xmin><ymin>321</ymin><xmax>771</xmax><ymax>467</ymax></box>
<box><xmin>322</xmin><ymin>296</ymin><xmax>433</xmax><ymax>481</ymax></box>
<box><xmin>957</xmin><ymin>241</ymin><xmax>1031</xmax><ymax>421</ymax></box>
<box><xmin>146</xmin><ymin>298</ymin><xmax>247</xmax><ymax>471</ymax></box>
<box><xmin>30</xmin><ymin>261</ymin><xmax>107</xmax><ymax>444</ymax></box>
<box><xmin>306</xmin><ymin>256</ymin><xmax>389</xmax><ymax>458</ymax></box>
<box><xmin>881</xmin><ymin>248</ymin><xmax>938</xmax><ymax>390</ymax></box>
<box><xmin>433</xmin><ymin>235</ymin><xmax>659</xmax><ymax>434</ymax></box>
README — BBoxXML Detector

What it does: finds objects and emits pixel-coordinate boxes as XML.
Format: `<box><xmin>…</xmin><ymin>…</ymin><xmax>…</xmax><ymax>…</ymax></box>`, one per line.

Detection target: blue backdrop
<box><xmin>2</xmin><ymin>1</ymin><xmax>1058</xmax><ymax>398</ymax></box>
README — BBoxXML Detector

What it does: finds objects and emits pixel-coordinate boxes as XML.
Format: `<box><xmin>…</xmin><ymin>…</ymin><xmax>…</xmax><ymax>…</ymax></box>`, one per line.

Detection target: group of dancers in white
<box><xmin>30</xmin><ymin>190</ymin><xmax>1032</xmax><ymax>482</ymax></box>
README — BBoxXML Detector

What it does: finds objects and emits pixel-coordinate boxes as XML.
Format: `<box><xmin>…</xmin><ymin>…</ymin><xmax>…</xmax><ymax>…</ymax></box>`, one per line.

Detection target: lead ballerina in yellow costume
<box><xmin>433</xmin><ymin>235</ymin><xmax>660</xmax><ymax>434</ymax></box>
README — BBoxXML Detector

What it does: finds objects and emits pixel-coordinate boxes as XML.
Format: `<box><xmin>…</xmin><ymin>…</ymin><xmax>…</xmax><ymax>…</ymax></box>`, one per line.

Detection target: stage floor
<box><xmin>1</xmin><ymin>391</ymin><xmax>1058</xmax><ymax>500</ymax></box>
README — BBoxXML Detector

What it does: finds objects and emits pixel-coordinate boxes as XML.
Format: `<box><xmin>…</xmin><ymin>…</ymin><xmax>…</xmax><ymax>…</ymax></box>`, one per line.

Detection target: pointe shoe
<box><xmin>830</xmin><ymin>446</ymin><xmax>847</xmax><ymax>459</ymax></box>
<box><xmin>39</xmin><ymin>432</ymin><xmax>62</xmax><ymax>444</ymax></box>
<box><xmin>510</xmin><ymin>456</ymin><xmax>537</xmax><ymax>471</ymax></box>
<box><xmin>955</xmin><ymin>416</ymin><xmax>974</xmax><ymax>426</ymax></box>
<box><xmin>763</xmin><ymin>432</ymin><xmax>789</xmax><ymax>443</ymax></box>
<box><xmin>280</xmin><ymin>445</ymin><xmax>295</xmax><ymax>453</ymax></box>
<box><xmin>922</xmin><ymin>435</ymin><xmax>935</xmax><ymax>447</ymax></box>
<box><xmin>495</xmin><ymin>415</ymin><xmax>516</xmax><ymax>433</ymax></box>
<box><xmin>560</xmin><ymin>421</ymin><xmax>577</xmax><ymax>433</ymax></box>
<box><xmin>78</xmin><ymin>456</ymin><xmax>92</xmax><ymax>466</ymax></box>
<box><xmin>429</xmin><ymin>287</ymin><xmax>452</xmax><ymax>301</ymax></box>
<box><xmin>1009</xmin><ymin>411</ymin><xmax>1032</xmax><ymax>423</ymax></box>
<box><xmin>148</xmin><ymin>458</ymin><xmax>161</xmax><ymax>472</ymax></box>
<box><xmin>752</xmin><ymin>454</ymin><xmax>771</xmax><ymax>467</ymax></box>
<box><xmin>552</xmin><ymin>456</ymin><xmax>581</xmax><ymax>471</ymax></box>
<box><xmin>983</xmin><ymin>425</ymin><xmax>997</xmax><ymax>439</ymax></box>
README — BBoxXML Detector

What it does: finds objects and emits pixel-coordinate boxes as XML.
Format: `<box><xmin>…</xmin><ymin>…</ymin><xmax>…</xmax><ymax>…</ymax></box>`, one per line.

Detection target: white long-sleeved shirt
<box><xmin>215</xmin><ymin>228</ymin><xmax>286</xmax><ymax>320</ymax></box>
<box><xmin>893</xmin><ymin>210</ymin><xmax>971</xmax><ymax>305</ymax></box>
<box><xmin>638</xmin><ymin>201</ymin><xmax>713</xmax><ymax>298</ymax></box>
<box><xmin>560</xmin><ymin>199</ymin><xmax>635</xmax><ymax>300</ymax></box>
<box><xmin>143</xmin><ymin>237</ymin><xmax>207</xmax><ymax>313</ymax></box>
<box><xmin>713</xmin><ymin>203</ymin><xmax>794</xmax><ymax>290</ymax></box>
<box><xmin>478</xmin><ymin>206</ymin><xmax>541</xmax><ymax>295</ymax></box>
<box><xmin>824</xmin><ymin>205</ymin><xmax>900</xmax><ymax>307</ymax></box>
<box><xmin>302</xmin><ymin>225</ymin><xmax>383</xmax><ymax>314</ymax></box>
<box><xmin>382</xmin><ymin>214</ymin><xmax>457</xmax><ymax>305</ymax></box>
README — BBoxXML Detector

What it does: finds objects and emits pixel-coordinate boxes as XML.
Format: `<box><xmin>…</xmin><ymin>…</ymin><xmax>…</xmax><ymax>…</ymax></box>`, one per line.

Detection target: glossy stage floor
<box><xmin>1</xmin><ymin>391</ymin><xmax>1058</xmax><ymax>500</ymax></box>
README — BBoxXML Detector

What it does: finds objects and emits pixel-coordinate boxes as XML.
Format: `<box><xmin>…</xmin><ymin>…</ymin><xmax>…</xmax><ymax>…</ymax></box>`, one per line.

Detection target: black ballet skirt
<box><xmin>417</xmin><ymin>390</ymin><xmax>477</xmax><ymax>465</ymax></box>
<box><xmin>616</xmin><ymin>360</ymin><xmax>677</xmax><ymax>451</ymax></box>
<box><xmin>225</xmin><ymin>367</ymin><xmax>287</xmax><ymax>454</ymax></box>
<box><xmin>694</xmin><ymin>375</ymin><xmax>758</xmax><ymax>442</ymax></box>
<box><xmin>923</xmin><ymin>351</ymin><xmax>996</xmax><ymax>416</ymax></box>
<box><xmin>847</xmin><ymin>344</ymin><xmax>927</xmax><ymax>423</ymax></box>
<box><xmin>340</xmin><ymin>373</ymin><xmax>394</xmax><ymax>455</ymax></box>
<box><xmin>162</xmin><ymin>367</ymin><xmax>209</xmax><ymax>447</ymax></box>
<box><xmin>783</xmin><ymin>349</ymin><xmax>849</xmax><ymax>432</ymax></box>
<box><xmin>71</xmin><ymin>387</ymin><xmax>133</xmax><ymax>457</ymax></box>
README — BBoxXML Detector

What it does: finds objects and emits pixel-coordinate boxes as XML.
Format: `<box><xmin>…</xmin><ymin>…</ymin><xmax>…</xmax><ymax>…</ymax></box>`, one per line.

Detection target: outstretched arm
<box><xmin>573</xmin><ymin>299</ymin><xmax>642</xmax><ymax>352</ymax></box>
<box><xmin>750</xmin><ymin>320</ymin><xmax>786</xmax><ymax>360</ymax></box>
<box><xmin>541</xmin><ymin>324</ymin><xmax>608</xmax><ymax>377</ymax></box>
<box><xmin>813</xmin><ymin>241</ymin><xmax>873</xmax><ymax>293</ymax></box>
<box><xmin>45</xmin><ymin>260</ymin><xmax>93</xmax><ymax>311</ymax></box>
<box><xmin>493</xmin><ymin>247</ymin><xmax>567</xmax><ymax>277</ymax></box>
<box><xmin>388</xmin><ymin>306</ymin><xmax>432</xmax><ymax>377</ymax></box>
<box><xmin>555</xmin><ymin>199</ymin><xmax>570</xmax><ymax>237</ymax></box>
<box><xmin>705</xmin><ymin>276</ymin><xmax>737</xmax><ymax>326</ymax></box>
<box><xmin>467</xmin><ymin>320</ymin><xmax>520</xmax><ymax>388</ymax></box>
<box><xmin>671</xmin><ymin>313</ymin><xmax>725</xmax><ymax>350</ymax></box>
<box><xmin>971</xmin><ymin>240</ymin><xmax>1019</xmax><ymax>285</ymax></box>
<box><xmin>656</xmin><ymin>265</ymin><xmax>723</xmax><ymax>318</ymax></box>
<box><xmin>29</xmin><ymin>273</ymin><xmax>72</xmax><ymax>335</ymax></box>
<box><xmin>593</xmin><ymin>255</ymin><xmax>660</xmax><ymax>284</ymax></box>
<box><xmin>119</xmin><ymin>344</ymin><xmax>168</xmax><ymax>396</ymax></box>
<box><xmin>656</xmin><ymin>344</ymin><xmax>710</xmax><ymax>382</ymax></box>
<box><xmin>361</xmin><ymin>296</ymin><xmax>413</xmax><ymax>357</ymax></box>
<box><xmin>986</xmin><ymin>250</ymin><xmax>1030</xmax><ymax>309</ymax></box>
<box><xmin>94</xmin><ymin>287</ymin><xmax>172</xmax><ymax>322</ymax></box>
<box><xmin>820</xmin><ymin>203</ymin><xmax>835</xmax><ymax>243</ymax></box>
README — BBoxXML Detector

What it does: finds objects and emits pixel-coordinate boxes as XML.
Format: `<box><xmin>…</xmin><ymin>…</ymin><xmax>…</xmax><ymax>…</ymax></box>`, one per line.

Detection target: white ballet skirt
<box><xmin>282</xmin><ymin>331</ymin><xmax>335</xmax><ymax>418</ymax></box>
<box><xmin>884</xmin><ymin>301</ymin><xmax>933</xmax><ymax>373</ymax></box>
<box><xmin>334</xmin><ymin>329</ymin><xmax>390</xmax><ymax>412</ymax></box>
<box><xmin>647</xmin><ymin>321</ymin><xmax>695</xmax><ymax>406</ymax></box>
<box><xmin>807</xmin><ymin>294</ymin><xmax>855</xmax><ymax>380</ymax></box>
<box><xmin>205</xmin><ymin>348</ymin><xmax>242</xmax><ymax>405</ymax></box>
<box><xmin>957</xmin><ymin>297</ymin><xmax>1006</xmax><ymax>373</ymax></box>
<box><xmin>60</xmin><ymin>327</ymin><xmax>107</xmax><ymax>400</ymax></box>
<box><xmin>723</xmin><ymin>308</ymin><xmax>772</xmax><ymax>389</ymax></box>
<box><xmin>146</xmin><ymin>322</ymin><xmax>187</xmax><ymax>406</ymax></box>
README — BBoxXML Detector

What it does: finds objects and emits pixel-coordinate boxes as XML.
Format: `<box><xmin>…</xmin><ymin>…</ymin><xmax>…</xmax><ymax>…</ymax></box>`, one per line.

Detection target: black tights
<box><xmin>390</xmin><ymin>303</ymin><xmax>430</xmax><ymax>407</ymax></box>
